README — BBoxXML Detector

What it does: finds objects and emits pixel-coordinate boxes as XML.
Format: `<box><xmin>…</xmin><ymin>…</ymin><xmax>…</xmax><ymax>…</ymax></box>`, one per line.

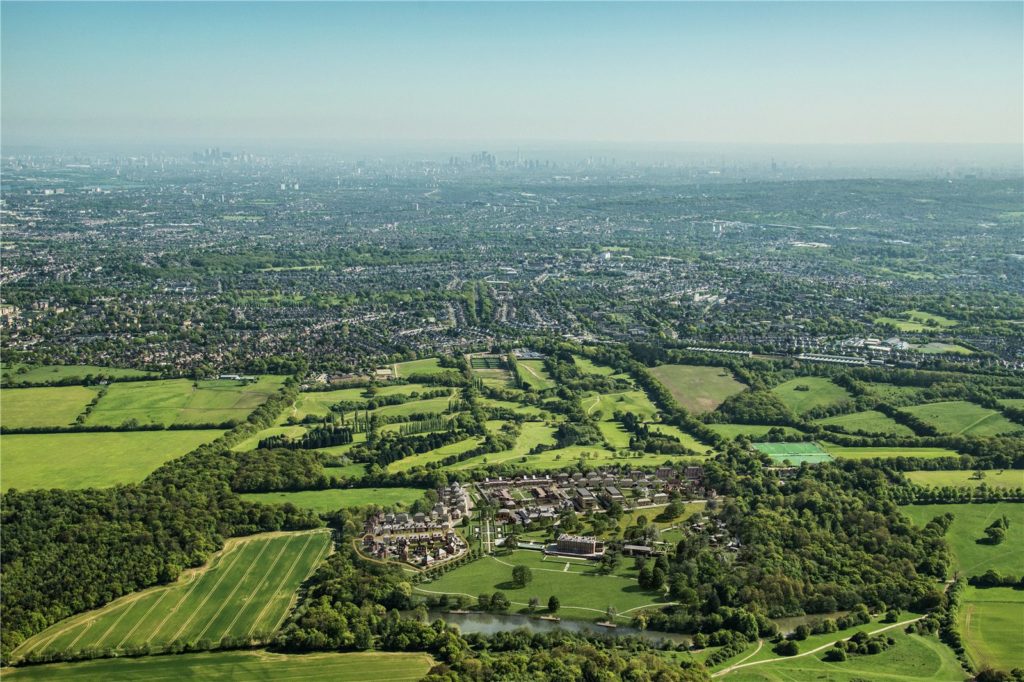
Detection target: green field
<box><xmin>753</xmin><ymin>442</ymin><xmax>833</xmax><ymax>465</ymax></box>
<box><xmin>573</xmin><ymin>355</ymin><xmax>616</xmax><ymax>376</ymax></box>
<box><xmin>959</xmin><ymin>586</ymin><xmax>1024</xmax><ymax>671</ymax></box>
<box><xmin>822</xmin><ymin>444</ymin><xmax>961</xmax><ymax>460</ymax></box>
<box><xmin>706</xmin><ymin>424</ymin><xmax>805</xmax><ymax>439</ymax></box>
<box><xmin>419</xmin><ymin>550</ymin><xmax>669</xmax><ymax>621</ymax></box>
<box><xmin>719</xmin><ymin>628</ymin><xmax>964</xmax><ymax>681</ymax></box>
<box><xmin>387</xmin><ymin>436</ymin><xmax>484</xmax><ymax>472</ymax></box>
<box><xmin>913</xmin><ymin>342</ymin><xmax>974</xmax><ymax>355</ymax></box>
<box><xmin>905</xmin><ymin>469</ymin><xmax>1024</xmax><ymax>490</ymax></box>
<box><xmin>231</xmin><ymin>425</ymin><xmax>308</xmax><ymax>451</ymax></box>
<box><xmin>1</xmin><ymin>430</ymin><xmax>223</xmax><ymax>490</ymax></box>
<box><xmin>876</xmin><ymin>309</ymin><xmax>959</xmax><ymax>332</ymax></box>
<box><xmin>999</xmin><ymin>398</ymin><xmax>1024</xmax><ymax>410</ymax></box>
<box><xmin>241</xmin><ymin>487</ymin><xmax>427</xmax><ymax>512</ymax></box>
<box><xmin>516</xmin><ymin>360</ymin><xmax>557</xmax><ymax>391</ymax></box>
<box><xmin>583</xmin><ymin>390</ymin><xmax>659</xmax><ymax>421</ymax></box>
<box><xmin>771</xmin><ymin>377</ymin><xmax>852</xmax><ymax>415</ymax></box>
<box><xmin>900</xmin><ymin>503</ymin><xmax>1024</xmax><ymax>575</ymax></box>
<box><xmin>85</xmin><ymin>376</ymin><xmax>286</xmax><ymax>428</ymax></box>
<box><xmin>3</xmin><ymin>364</ymin><xmax>154</xmax><ymax>384</ymax></box>
<box><xmin>815</xmin><ymin>409</ymin><xmax>915</xmax><ymax>436</ymax></box>
<box><xmin>649</xmin><ymin>364</ymin><xmax>746</xmax><ymax>415</ymax></box>
<box><xmin>865</xmin><ymin>382</ymin><xmax>928</xmax><ymax>403</ymax></box>
<box><xmin>1</xmin><ymin>651</ymin><xmax>435</xmax><ymax>682</ymax></box>
<box><xmin>393</xmin><ymin>357</ymin><xmax>446</xmax><ymax>377</ymax></box>
<box><xmin>2</xmin><ymin>385</ymin><xmax>101</xmax><ymax>429</ymax></box>
<box><xmin>13</xmin><ymin>531</ymin><xmax>331</xmax><ymax>661</ymax></box>
<box><xmin>902</xmin><ymin>401</ymin><xmax>1021</xmax><ymax>437</ymax></box>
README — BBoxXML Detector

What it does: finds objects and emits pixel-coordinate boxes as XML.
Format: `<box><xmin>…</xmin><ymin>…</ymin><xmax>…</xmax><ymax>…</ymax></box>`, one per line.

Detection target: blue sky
<box><xmin>2</xmin><ymin>2</ymin><xmax>1021</xmax><ymax>148</ymax></box>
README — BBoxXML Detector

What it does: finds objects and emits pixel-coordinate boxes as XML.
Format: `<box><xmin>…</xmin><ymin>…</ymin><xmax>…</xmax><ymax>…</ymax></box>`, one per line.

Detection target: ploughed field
<box><xmin>12</xmin><ymin>530</ymin><xmax>331</xmax><ymax>662</ymax></box>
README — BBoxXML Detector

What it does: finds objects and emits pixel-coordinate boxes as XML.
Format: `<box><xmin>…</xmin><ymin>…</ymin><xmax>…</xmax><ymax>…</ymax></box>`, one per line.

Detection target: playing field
<box><xmin>900</xmin><ymin>503</ymin><xmax>1024</xmax><ymax>575</ymax></box>
<box><xmin>418</xmin><ymin>550</ymin><xmax>669</xmax><ymax>622</ymax></box>
<box><xmin>905</xmin><ymin>469</ymin><xmax>1024</xmax><ymax>490</ymax></box>
<box><xmin>1</xmin><ymin>385</ymin><xmax>100</xmax><ymax>429</ymax></box>
<box><xmin>718</xmin><ymin>628</ymin><xmax>964</xmax><ymax>681</ymax></box>
<box><xmin>2</xmin><ymin>650</ymin><xmax>435</xmax><ymax>681</ymax></box>
<box><xmin>394</xmin><ymin>357</ymin><xmax>446</xmax><ymax>377</ymax></box>
<box><xmin>822</xmin><ymin>444</ymin><xmax>961</xmax><ymax>460</ymax></box>
<box><xmin>85</xmin><ymin>376</ymin><xmax>286</xmax><ymax>428</ymax></box>
<box><xmin>959</xmin><ymin>586</ymin><xmax>1024</xmax><ymax>671</ymax></box>
<box><xmin>771</xmin><ymin>377</ymin><xmax>852</xmax><ymax>415</ymax></box>
<box><xmin>516</xmin><ymin>360</ymin><xmax>557</xmax><ymax>391</ymax></box>
<box><xmin>13</xmin><ymin>530</ymin><xmax>332</xmax><ymax>661</ymax></box>
<box><xmin>241</xmin><ymin>487</ymin><xmax>427</xmax><ymax>512</ymax></box>
<box><xmin>3</xmin><ymin>364</ymin><xmax>154</xmax><ymax>384</ymax></box>
<box><xmin>814</xmin><ymin>409</ymin><xmax>915</xmax><ymax>436</ymax></box>
<box><xmin>901</xmin><ymin>401</ymin><xmax>1021</xmax><ymax>437</ymax></box>
<box><xmin>1</xmin><ymin>430</ymin><xmax>223</xmax><ymax>490</ymax></box>
<box><xmin>753</xmin><ymin>442</ymin><xmax>832</xmax><ymax>465</ymax></box>
<box><xmin>649</xmin><ymin>364</ymin><xmax>746</xmax><ymax>415</ymax></box>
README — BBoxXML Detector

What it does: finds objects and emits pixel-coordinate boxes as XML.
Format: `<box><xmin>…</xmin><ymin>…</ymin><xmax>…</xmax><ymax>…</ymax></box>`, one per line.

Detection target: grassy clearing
<box><xmin>718</xmin><ymin>628</ymin><xmax>963</xmax><ymax>681</ymax></box>
<box><xmin>419</xmin><ymin>550</ymin><xmax>669</xmax><ymax>621</ymax></box>
<box><xmin>241</xmin><ymin>488</ymin><xmax>427</xmax><ymax>512</ymax></box>
<box><xmin>649</xmin><ymin>364</ymin><xmax>746</xmax><ymax>415</ymax></box>
<box><xmin>1</xmin><ymin>430</ymin><xmax>223</xmax><ymax>490</ymax></box>
<box><xmin>516</xmin><ymin>360</ymin><xmax>557</xmax><ymax>391</ymax></box>
<box><xmin>865</xmin><ymin>382</ymin><xmax>928</xmax><ymax>403</ymax></box>
<box><xmin>573</xmin><ymin>355</ymin><xmax>616</xmax><ymax>376</ymax></box>
<box><xmin>959</xmin><ymin>586</ymin><xmax>1024</xmax><ymax>671</ymax></box>
<box><xmin>771</xmin><ymin>377</ymin><xmax>852</xmax><ymax>415</ymax></box>
<box><xmin>394</xmin><ymin>357</ymin><xmax>445</xmax><ymax>377</ymax></box>
<box><xmin>900</xmin><ymin>503</ymin><xmax>1024</xmax><ymax>575</ymax></box>
<box><xmin>13</xmin><ymin>531</ymin><xmax>331</xmax><ymax>661</ymax></box>
<box><xmin>231</xmin><ymin>425</ymin><xmax>308</xmax><ymax>452</ymax></box>
<box><xmin>753</xmin><ymin>442</ymin><xmax>832</xmax><ymax>465</ymax></box>
<box><xmin>902</xmin><ymin>401</ymin><xmax>1021</xmax><ymax>437</ymax></box>
<box><xmin>583</xmin><ymin>390</ymin><xmax>659</xmax><ymax>420</ymax></box>
<box><xmin>876</xmin><ymin>309</ymin><xmax>959</xmax><ymax>332</ymax></box>
<box><xmin>913</xmin><ymin>342</ymin><xmax>973</xmax><ymax>355</ymax></box>
<box><xmin>388</xmin><ymin>437</ymin><xmax>484</xmax><ymax>472</ymax></box>
<box><xmin>823</xmin><ymin>444</ymin><xmax>961</xmax><ymax>460</ymax></box>
<box><xmin>478</xmin><ymin>397</ymin><xmax>548</xmax><ymax>417</ymax></box>
<box><xmin>1</xmin><ymin>651</ymin><xmax>435</xmax><ymax>681</ymax></box>
<box><xmin>3</xmin><ymin>364</ymin><xmax>154</xmax><ymax>384</ymax></box>
<box><xmin>1</xmin><ymin>385</ymin><xmax>100</xmax><ymax>428</ymax></box>
<box><xmin>85</xmin><ymin>377</ymin><xmax>285</xmax><ymax>428</ymax></box>
<box><xmin>814</xmin><ymin>409</ymin><xmax>915</xmax><ymax>436</ymax></box>
<box><xmin>443</xmin><ymin>423</ymin><xmax>558</xmax><ymax>471</ymax></box>
<box><xmin>905</xmin><ymin>469</ymin><xmax>1024</xmax><ymax>489</ymax></box>
<box><xmin>706</xmin><ymin>424</ymin><xmax>805</xmax><ymax>439</ymax></box>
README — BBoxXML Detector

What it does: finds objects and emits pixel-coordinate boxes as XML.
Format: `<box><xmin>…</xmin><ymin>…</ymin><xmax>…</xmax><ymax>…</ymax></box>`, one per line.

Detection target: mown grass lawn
<box><xmin>649</xmin><ymin>364</ymin><xmax>746</xmax><ymax>415</ymax></box>
<box><xmin>900</xmin><ymin>502</ymin><xmax>1024</xmax><ymax>575</ymax></box>
<box><xmin>905</xmin><ymin>469</ymin><xmax>1024</xmax><ymax>490</ymax></box>
<box><xmin>241</xmin><ymin>487</ymin><xmax>427</xmax><ymax>512</ymax></box>
<box><xmin>814</xmin><ymin>409</ymin><xmax>915</xmax><ymax>436</ymax></box>
<box><xmin>959</xmin><ymin>586</ymin><xmax>1024</xmax><ymax>672</ymax></box>
<box><xmin>771</xmin><ymin>377</ymin><xmax>852</xmax><ymax>415</ymax></box>
<box><xmin>1</xmin><ymin>385</ymin><xmax>100</xmax><ymax>429</ymax></box>
<box><xmin>901</xmin><ymin>401</ymin><xmax>1021</xmax><ymax>437</ymax></box>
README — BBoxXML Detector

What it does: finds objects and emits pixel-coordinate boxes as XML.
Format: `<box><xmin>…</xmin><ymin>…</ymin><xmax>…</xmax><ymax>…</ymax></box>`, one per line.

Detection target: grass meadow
<box><xmin>900</xmin><ymin>502</ymin><xmax>1024</xmax><ymax>575</ymax></box>
<box><xmin>649</xmin><ymin>364</ymin><xmax>746</xmax><ymax>415</ymax></box>
<box><xmin>814</xmin><ymin>409</ymin><xmax>915</xmax><ymax>436</ymax></box>
<box><xmin>771</xmin><ymin>377</ymin><xmax>852</xmax><ymax>415</ymax></box>
<box><xmin>1</xmin><ymin>430</ymin><xmax>223</xmax><ymax>490</ymax></box>
<box><xmin>901</xmin><ymin>401</ymin><xmax>1021</xmax><ymax>437</ymax></box>
<box><xmin>958</xmin><ymin>586</ymin><xmax>1024</xmax><ymax>672</ymax></box>
<box><xmin>1</xmin><ymin>385</ymin><xmax>100</xmax><ymax>428</ymax></box>
<box><xmin>241</xmin><ymin>487</ymin><xmax>427</xmax><ymax>512</ymax></box>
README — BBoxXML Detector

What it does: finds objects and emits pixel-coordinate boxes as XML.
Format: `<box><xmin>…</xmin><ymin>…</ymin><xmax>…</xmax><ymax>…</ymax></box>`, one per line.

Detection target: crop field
<box><xmin>573</xmin><ymin>355</ymin><xmax>616</xmax><ymax>376</ymax></box>
<box><xmin>959</xmin><ymin>586</ymin><xmax>1024</xmax><ymax>671</ymax></box>
<box><xmin>1</xmin><ymin>430</ymin><xmax>223</xmax><ymax>490</ymax></box>
<box><xmin>718</xmin><ymin>628</ymin><xmax>962</xmax><ymax>681</ymax></box>
<box><xmin>771</xmin><ymin>377</ymin><xmax>852</xmax><ymax>415</ymax></box>
<box><xmin>13</xmin><ymin>531</ymin><xmax>331</xmax><ymax>661</ymax></box>
<box><xmin>706</xmin><ymin>424</ymin><xmax>805</xmax><ymax>439</ymax></box>
<box><xmin>387</xmin><ymin>436</ymin><xmax>484</xmax><ymax>472</ymax></box>
<box><xmin>649</xmin><ymin>364</ymin><xmax>746</xmax><ymax>414</ymax></box>
<box><xmin>822</xmin><ymin>444</ymin><xmax>961</xmax><ymax>460</ymax></box>
<box><xmin>900</xmin><ymin>503</ymin><xmax>1024</xmax><ymax>575</ymax></box>
<box><xmin>1</xmin><ymin>651</ymin><xmax>436</xmax><ymax>681</ymax></box>
<box><xmin>418</xmin><ymin>550</ymin><xmax>669</xmax><ymax>621</ymax></box>
<box><xmin>583</xmin><ymin>390</ymin><xmax>659</xmax><ymax>420</ymax></box>
<box><xmin>85</xmin><ymin>376</ymin><xmax>286</xmax><ymax>428</ymax></box>
<box><xmin>516</xmin><ymin>360</ymin><xmax>556</xmax><ymax>390</ymax></box>
<box><xmin>393</xmin><ymin>357</ymin><xmax>446</xmax><ymax>377</ymax></box>
<box><xmin>901</xmin><ymin>401</ymin><xmax>1021</xmax><ymax>437</ymax></box>
<box><xmin>753</xmin><ymin>442</ymin><xmax>832</xmax><ymax>465</ymax></box>
<box><xmin>814</xmin><ymin>409</ymin><xmax>915</xmax><ymax>436</ymax></box>
<box><xmin>1</xmin><ymin>385</ymin><xmax>100</xmax><ymax>428</ymax></box>
<box><xmin>2</xmin><ymin>364</ymin><xmax>154</xmax><ymax>384</ymax></box>
<box><xmin>905</xmin><ymin>469</ymin><xmax>1024</xmax><ymax>490</ymax></box>
<box><xmin>241</xmin><ymin>487</ymin><xmax>427</xmax><ymax>512</ymax></box>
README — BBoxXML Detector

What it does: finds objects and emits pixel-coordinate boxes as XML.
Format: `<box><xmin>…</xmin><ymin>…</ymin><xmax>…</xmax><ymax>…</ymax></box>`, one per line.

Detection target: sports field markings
<box><xmin>194</xmin><ymin>533</ymin><xmax>281</xmax><ymax>643</ymax></box>
<box><xmin>563</xmin><ymin>562</ymin><xmax>570</xmax><ymax>572</ymax></box>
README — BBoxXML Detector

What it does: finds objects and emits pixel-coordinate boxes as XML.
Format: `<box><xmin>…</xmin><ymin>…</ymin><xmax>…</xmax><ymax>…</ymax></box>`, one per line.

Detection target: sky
<box><xmin>1</xmin><ymin>1</ymin><xmax>1022</xmax><ymax>153</ymax></box>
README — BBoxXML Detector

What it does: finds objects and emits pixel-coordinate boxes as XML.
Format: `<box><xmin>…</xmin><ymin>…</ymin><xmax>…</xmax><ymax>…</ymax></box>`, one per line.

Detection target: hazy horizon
<box><xmin>2</xmin><ymin>1</ymin><xmax>1022</xmax><ymax>160</ymax></box>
